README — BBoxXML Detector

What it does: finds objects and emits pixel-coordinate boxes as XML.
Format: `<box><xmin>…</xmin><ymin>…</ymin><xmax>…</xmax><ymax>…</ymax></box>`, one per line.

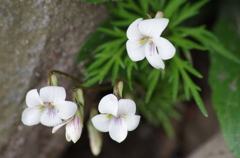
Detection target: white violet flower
<box><xmin>52</xmin><ymin>110</ymin><xmax>83</xmax><ymax>143</ymax></box>
<box><xmin>21</xmin><ymin>86</ymin><xmax>77</xmax><ymax>127</ymax></box>
<box><xmin>91</xmin><ymin>94</ymin><xmax>140</xmax><ymax>143</ymax></box>
<box><xmin>126</xmin><ymin>18</ymin><xmax>176</xmax><ymax>69</ymax></box>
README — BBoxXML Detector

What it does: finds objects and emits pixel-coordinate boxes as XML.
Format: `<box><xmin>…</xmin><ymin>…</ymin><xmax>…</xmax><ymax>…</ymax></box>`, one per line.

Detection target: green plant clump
<box><xmin>78</xmin><ymin>0</ymin><xmax>240</xmax><ymax>140</ymax></box>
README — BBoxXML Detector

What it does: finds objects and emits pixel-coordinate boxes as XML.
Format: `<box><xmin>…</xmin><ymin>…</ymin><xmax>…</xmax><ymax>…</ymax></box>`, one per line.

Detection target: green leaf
<box><xmin>139</xmin><ymin>0</ymin><xmax>149</xmax><ymax>13</ymax></box>
<box><xmin>98</xmin><ymin>27</ymin><xmax>125</xmax><ymax>38</ymax></box>
<box><xmin>82</xmin><ymin>75</ymin><xmax>101</xmax><ymax>87</ymax></box>
<box><xmin>171</xmin><ymin>60</ymin><xmax>179</xmax><ymax>100</ymax></box>
<box><xmin>112</xmin><ymin>61</ymin><xmax>120</xmax><ymax>84</ymax></box>
<box><xmin>175</xmin><ymin>26</ymin><xmax>240</xmax><ymax>64</ymax></box>
<box><xmin>77</xmin><ymin>31</ymin><xmax>103</xmax><ymax>63</ymax></box>
<box><xmin>125</xmin><ymin>57</ymin><xmax>138</xmax><ymax>90</ymax></box>
<box><xmin>209</xmin><ymin>6</ymin><xmax>240</xmax><ymax>157</ymax></box>
<box><xmin>170</xmin><ymin>0</ymin><xmax>209</xmax><ymax>27</ymax></box>
<box><xmin>174</xmin><ymin>56</ymin><xmax>207</xmax><ymax>116</ymax></box>
<box><xmin>86</xmin><ymin>57</ymin><xmax>108</xmax><ymax>72</ymax></box>
<box><xmin>163</xmin><ymin>0</ymin><xmax>187</xmax><ymax>18</ymax></box>
<box><xmin>157</xmin><ymin>110</ymin><xmax>175</xmax><ymax>138</ymax></box>
<box><xmin>121</xmin><ymin>1</ymin><xmax>142</xmax><ymax>15</ymax></box>
<box><xmin>145</xmin><ymin>69</ymin><xmax>161</xmax><ymax>103</ymax></box>
<box><xmin>106</xmin><ymin>2</ymin><xmax>139</xmax><ymax>20</ymax></box>
<box><xmin>168</xmin><ymin>35</ymin><xmax>207</xmax><ymax>51</ymax></box>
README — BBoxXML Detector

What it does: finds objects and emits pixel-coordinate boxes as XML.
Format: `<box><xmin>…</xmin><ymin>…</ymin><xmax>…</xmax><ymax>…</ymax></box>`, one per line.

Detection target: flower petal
<box><xmin>65</xmin><ymin>117</ymin><xmax>82</xmax><ymax>143</ymax></box>
<box><xmin>152</xmin><ymin>37</ymin><xmax>176</xmax><ymax>60</ymax></box>
<box><xmin>21</xmin><ymin>107</ymin><xmax>43</xmax><ymax>126</ymax></box>
<box><xmin>126</xmin><ymin>18</ymin><xmax>143</xmax><ymax>40</ymax></box>
<box><xmin>40</xmin><ymin>86</ymin><xmax>66</xmax><ymax>103</ymax></box>
<box><xmin>40</xmin><ymin>107</ymin><xmax>62</xmax><ymax>127</ymax></box>
<box><xmin>138</xmin><ymin>18</ymin><xmax>169</xmax><ymax>38</ymax></box>
<box><xmin>98</xmin><ymin>94</ymin><xmax>118</xmax><ymax>116</ymax></box>
<box><xmin>66</xmin><ymin>132</ymin><xmax>71</xmax><ymax>142</ymax></box>
<box><xmin>52</xmin><ymin>118</ymin><xmax>72</xmax><ymax>133</ymax></box>
<box><xmin>145</xmin><ymin>43</ymin><xmax>165</xmax><ymax>69</ymax></box>
<box><xmin>91</xmin><ymin>114</ymin><xmax>111</xmax><ymax>132</ymax></box>
<box><xmin>124</xmin><ymin>114</ymin><xmax>140</xmax><ymax>131</ymax></box>
<box><xmin>118</xmin><ymin>99</ymin><xmax>136</xmax><ymax>115</ymax></box>
<box><xmin>26</xmin><ymin>89</ymin><xmax>44</xmax><ymax>107</ymax></box>
<box><xmin>109</xmin><ymin>117</ymin><xmax>128</xmax><ymax>143</ymax></box>
<box><xmin>126</xmin><ymin>40</ymin><xmax>146</xmax><ymax>61</ymax></box>
<box><xmin>54</xmin><ymin>101</ymin><xmax>77</xmax><ymax>120</ymax></box>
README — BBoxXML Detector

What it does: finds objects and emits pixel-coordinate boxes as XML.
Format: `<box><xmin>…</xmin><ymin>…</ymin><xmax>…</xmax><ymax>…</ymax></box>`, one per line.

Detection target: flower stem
<box><xmin>74</xmin><ymin>85</ymin><xmax>112</xmax><ymax>91</ymax></box>
<box><xmin>49</xmin><ymin>70</ymin><xmax>82</xmax><ymax>84</ymax></box>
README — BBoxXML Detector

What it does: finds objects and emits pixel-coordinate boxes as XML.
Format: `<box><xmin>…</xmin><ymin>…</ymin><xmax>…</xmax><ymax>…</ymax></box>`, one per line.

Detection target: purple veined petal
<box><xmin>152</xmin><ymin>37</ymin><xmax>176</xmax><ymax>60</ymax></box>
<box><xmin>40</xmin><ymin>107</ymin><xmax>62</xmax><ymax>127</ymax></box>
<box><xmin>91</xmin><ymin>114</ymin><xmax>111</xmax><ymax>132</ymax></box>
<box><xmin>126</xmin><ymin>18</ymin><xmax>144</xmax><ymax>40</ymax></box>
<box><xmin>126</xmin><ymin>40</ymin><xmax>146</xmax><ymax>62</ymax></box>
<box><xmin>21</xmin><ymin>106</ymin><xmax>43</xmax><ymax>126</ymax></box>
<box><xmin>26</xmin><ymin>89</ymin><xmax>44</xmax><ymax>107</ymax></box>
<box><xmin>40</xmin><ymin>86</ymin><xmax>66</xmax><ymax>103</ymax></box>
<box><xmin>144</xmin><ymin>42</ymin><xmax>165</xmax><ymax>69</ymax></box>
<box><xmin>98</xmin><ymin>94</ymin><xmax>118</xmax><ymax>116</ymax></box>
<box><xmin>53</xmin><ymin>101</ymin><xmax>77</xmax><ymax>120</ymax></box>
<box><xmin>124</xmin><ymin>114</ymin><xmax>140</xmax><ymax>131</ymax></box>
<box><xmin>109</xmin><ymin>117</ymin><xmax>128</xmax><ymax>143</ymax></box>
<box><xmin>65</xmin><ymin>116</ymin><xmax>83</xmax><ymax>143</ymax></box>
<box><xmin>52</xmin><ymin>117</ymin><xmax>73</xmax><ymax>133</ymax></box>
<box><xmin>138</xmin><ymin>18</ymin><xmax>169</xmax><ymax>38</ymax></box>
<box><xmin>118</xmin><ymin>99</ymin><xmax>136</xmax><ymax>115</ymax></box>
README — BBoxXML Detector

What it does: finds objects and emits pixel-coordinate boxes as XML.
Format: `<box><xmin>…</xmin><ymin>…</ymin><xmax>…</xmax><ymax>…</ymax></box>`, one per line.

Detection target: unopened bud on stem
<box><xmin>113</xmin><ymin>80</ymin><xmax>124</xmax><ymax>98</ymax></box>
<box><xmin>155</xmin><ymin>11</ymin><xmax>163</xmax><ymax>18</ymax></box>
<box><xmin>74</xmin><ymin>88</ymin><xmax>84</xmax><ymax>107</ymax></box>
<box><xmin>49</xmin><ymin>73</ymin><xmax>58</xmax><ymax>86</ymax></box>
<box><xmin>88</xmin><ymin>108</ymin><xmax>103</xmax><ymax>156</ymax></box>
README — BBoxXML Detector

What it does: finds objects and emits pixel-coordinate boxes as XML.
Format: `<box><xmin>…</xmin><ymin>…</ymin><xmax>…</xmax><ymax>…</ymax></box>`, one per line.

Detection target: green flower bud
<box><xmin>49</xmin><ymin>73</ymin><xmax>58</xmax><ymax>86</ymax></box>
<box><xmin>87</xmin><ymin>108</ymin><xmax>103</xmax><ymax>156</ymax></box>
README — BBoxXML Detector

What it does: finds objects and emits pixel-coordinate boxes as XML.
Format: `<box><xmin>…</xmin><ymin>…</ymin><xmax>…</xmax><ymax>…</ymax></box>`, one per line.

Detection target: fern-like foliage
<box><xmin>78</xmin><ymin>0</ymin><xmax>239</xmax><ymax>136</ymax></box>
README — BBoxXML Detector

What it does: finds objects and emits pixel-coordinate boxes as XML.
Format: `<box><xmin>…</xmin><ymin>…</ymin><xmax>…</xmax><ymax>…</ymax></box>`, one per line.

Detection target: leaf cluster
<box><xmin>78</xmin><ymin>0</ymin><xmax>239</xmax><ymax>136</ymax></box>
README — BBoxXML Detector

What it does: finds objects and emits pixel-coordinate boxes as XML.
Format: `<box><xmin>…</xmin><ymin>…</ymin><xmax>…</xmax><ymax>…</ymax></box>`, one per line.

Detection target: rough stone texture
<box><xmin>188</xmin><ymin>132</ymin><xmax>235</xmax><ymax>158</ymax></box>
<box><xmin>0</xmin><ymin>1</ymin><xmax>108</xmax><ymax>158</ymax></box>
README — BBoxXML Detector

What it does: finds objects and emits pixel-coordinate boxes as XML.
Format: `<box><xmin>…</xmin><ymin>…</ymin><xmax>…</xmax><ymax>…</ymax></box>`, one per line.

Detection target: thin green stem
<box><xmin>74</xmin><ymin>85</ymin><xmax>112</xmax><ymax>91</ymax></box>
<box><xmin>49</xmin><ymin>70</ymin><xmax>82</xmax><ymax>84</ymax></box>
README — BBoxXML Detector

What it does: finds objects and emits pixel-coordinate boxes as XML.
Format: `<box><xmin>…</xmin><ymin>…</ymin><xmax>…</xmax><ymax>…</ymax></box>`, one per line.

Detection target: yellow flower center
<box><xmin>139</xmin><ymin>37</ymin><xmax>147</xmax><ymax>45</ymax></box>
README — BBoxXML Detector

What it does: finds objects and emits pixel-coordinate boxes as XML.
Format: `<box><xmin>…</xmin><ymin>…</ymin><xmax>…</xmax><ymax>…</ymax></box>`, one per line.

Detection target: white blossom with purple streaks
<box><xmin>52</xmin><ymin>110</ymin><xmax>82</xmax><ymax>143</ymax></box>
<box><xmin>126</xmin><ymin>18</ymin><xmax>176</xmax><ymax>69</ymax></box>
<box><xmin>21</xmin><ymin>86</ymin><xmax>77</xmax><ymax>127</ymax></box>
<box><xmin>91</xmin><ymin>94</ymin><xmax>140</xmax><ymax>143</ymax></box>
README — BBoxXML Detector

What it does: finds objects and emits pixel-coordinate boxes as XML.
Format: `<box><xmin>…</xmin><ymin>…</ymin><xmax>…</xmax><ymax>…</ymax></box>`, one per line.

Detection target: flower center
<box><xmin>139</xmin><ymin>37</ymin><xmax>147</xmax><ymax>45</ymax></box>
<box><xmin>148</xmin><ymin>40</ymin><xmax>156</xmax><ymax>56</ymax></box>
<box><xmin>38</xmin><ymin>105</ymin><xmax>45</xmax><ymax>110</ymax></box>
<box><xmin>106</xmin><ymin>114</ymin><xmax>112</xmax><ymax>118</ymax></box>
<box><xmin>47</xmin><ymin>106</ymin><xmax>57</xmax><ymax>118</ymax></box>
<box><xmin>44</xmin><ymin>102</ymin><xmax>54</xmax><ymax>109</ymax></box>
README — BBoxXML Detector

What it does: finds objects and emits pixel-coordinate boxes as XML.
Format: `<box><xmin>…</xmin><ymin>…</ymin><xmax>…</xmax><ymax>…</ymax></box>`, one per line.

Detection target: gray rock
<box><xmin>188</xmin><ymin>132</ymin><xmax>235</xmax><ymax>158</ymax></box>
<box><xmin>0</xmin><ymin>1</ymin><xmax>108</xmax><ymax>158</ymax></box>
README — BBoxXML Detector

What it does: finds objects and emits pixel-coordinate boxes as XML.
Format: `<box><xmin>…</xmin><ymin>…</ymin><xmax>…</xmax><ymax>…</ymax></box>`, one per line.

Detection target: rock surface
<box><xmin>0</xmin><ymin>1</ymin><xmax>108</xmax><ymax>158</ymax></box>
<box><xmin>188</xmin><ymin>132</ymin><xmax>235</xmax><ymax>158</ymax></box>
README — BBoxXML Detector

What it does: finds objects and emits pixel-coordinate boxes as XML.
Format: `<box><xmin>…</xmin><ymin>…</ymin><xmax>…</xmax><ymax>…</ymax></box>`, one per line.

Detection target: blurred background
<box><xmin>0</xmin><ymin>0</ymin><xmax>239</xmax><ymax>157</ymax></box>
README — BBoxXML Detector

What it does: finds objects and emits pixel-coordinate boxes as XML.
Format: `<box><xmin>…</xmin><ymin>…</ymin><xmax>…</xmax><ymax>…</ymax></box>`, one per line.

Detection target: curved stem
<box><xmin>49</xmin><ymin>70</ymin><xmax>82</xmax><ymax>84</ymax></box>
<box><xmin>74</xmin><ymin>85</ymin><xmax>112</xmax><ymax>91</ymax></box>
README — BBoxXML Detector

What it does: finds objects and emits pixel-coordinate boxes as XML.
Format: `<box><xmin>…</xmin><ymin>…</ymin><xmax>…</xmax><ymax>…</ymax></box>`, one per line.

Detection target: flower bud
<box><xmin>113</xmin><ymin>80</ymin><xmax>124</xmax><ymax>98</ymax></box>
<box><xmin>155</xmin><ymin>11</ymin><xmax>163</xmax><ymax>18</ymax></box>
<box><xmin>74</xmin><ymin>88</ymin><xmax>84</xmax><ymax>107</ymax></box>
<box><xmin>49</xmin><ymin>73</ymin><xmax>58</xmax><ymax>86</ymax></box>
<box><xmin>87</xmin><ymin>108</ymin><xmax>102</xmax><ymax>156</ymax></box>
<box><xmin>52</xmin><ymin>110</ymin><xmax>83</xmax><ymax>143</ymax></box>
